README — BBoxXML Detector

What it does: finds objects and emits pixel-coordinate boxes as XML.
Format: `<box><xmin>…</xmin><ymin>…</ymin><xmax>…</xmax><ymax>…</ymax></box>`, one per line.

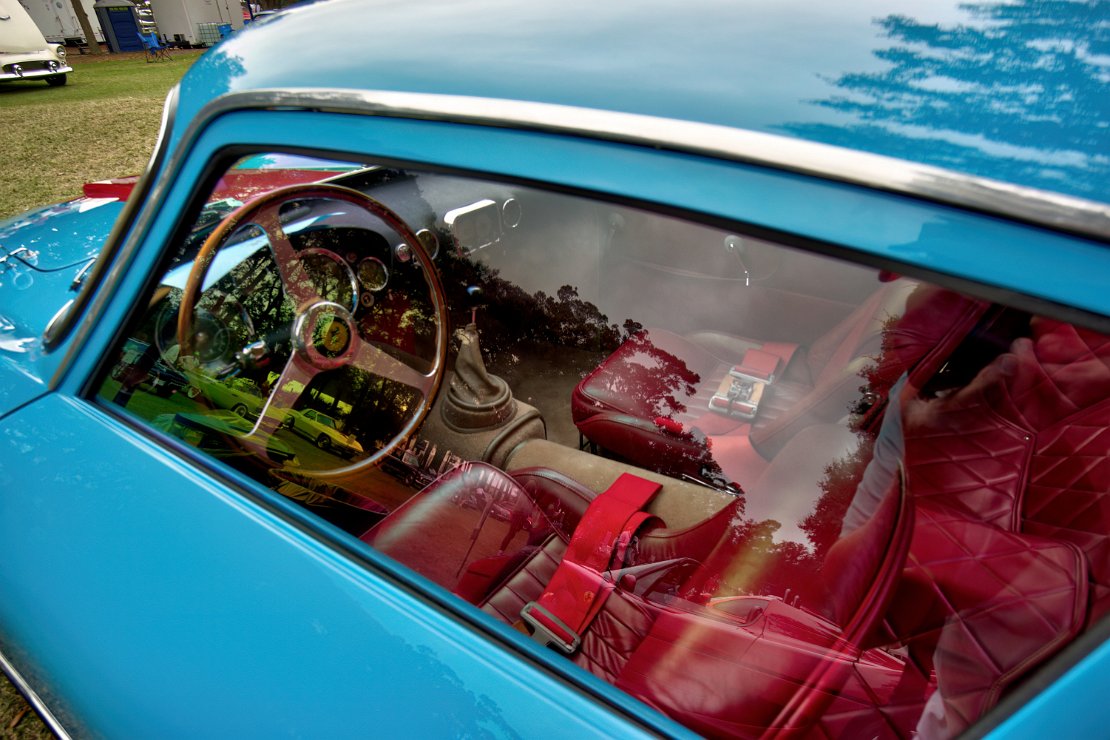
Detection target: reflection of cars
<box><xmin>146</xmin><ymin>359</ymin><xmax>187</xmax><ymax>396</ymax></box>
<box><xmin>186</xmin><ymin>374</ymin><xmax>264</xmax><ymax>417</ymax></box>
<box><xmin>0</xmin><ymin>0</ymin><xmax>72</xmax><ymax>86</ymax></box>
<box><xmin>1</xmin><ymin>1</ymin><xmax>1109</xmax><ymax>738</ymax></box>
<box><xmin>281</xmin><ymin>407</ymin><xmax>363</xmax><ymax>456</ymax></box>
<box><xmin>153</xmin><ymin>410</ymin><xmax>297</xmax><ymax>465</ymax></box>
<box><xmin>110</xmin><ymin>338</ymin><xmax>186</xmax><ymax>396</ymax></box>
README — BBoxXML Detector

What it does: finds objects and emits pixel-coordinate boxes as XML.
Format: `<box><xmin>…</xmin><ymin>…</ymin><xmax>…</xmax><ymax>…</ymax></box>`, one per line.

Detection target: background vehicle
<box><xmin>0</xmin><ymin>0</ymin><xmax>71</xmax><ymax>86</ymax></box>
<box><xmin>0</xmin><ymin>0</ymin><xmax>1107</xmax><ymax>737</ymax></box>
<box><xmin>184</xmin><ymin>375</ymin><xmax>264</xmax><ymax>416</ymax></box>
<box><xmin>281</xmin><ymin>407</ymin><xmax>362</xmax><ymax>456</ymax></box>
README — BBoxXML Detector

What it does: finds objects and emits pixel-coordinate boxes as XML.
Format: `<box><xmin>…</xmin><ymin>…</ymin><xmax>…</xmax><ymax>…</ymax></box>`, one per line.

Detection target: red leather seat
<box><xmin>873</xmin><ymin>318</ymin><xmax>1108</xmax><ymax>734</ymax></box>
<box><xmin>361</xmin><ymin>461</ymin><xmax>742</xmax><ymax>608</ymax></box>
<box><xmin>904</xmin><ymin>318</ymin><xmax>1110</xmax><ymax>615</ymax></box>
<box><xmin>362</xmin><ymin>435</ymin><xmax>932</xmax><ymax>737</ymax></box>
<box><xmin>487</xmin><ymin>436</ymin><xmax>917</xmax><ymax>737</ymax></box>
<box><xmin>887</xmin><ymin>499</ymin><xmax>1087</xmax><ymax>737</ymax></box>
<box><xmin>616</xmin><ymin>472</ymin><xmax>915</xmax><ymax>739</ymax></box>
<box><xmin>571</xmin><ymin>278</ymin><xmax>926</xmax><ymax>479</ymax></box>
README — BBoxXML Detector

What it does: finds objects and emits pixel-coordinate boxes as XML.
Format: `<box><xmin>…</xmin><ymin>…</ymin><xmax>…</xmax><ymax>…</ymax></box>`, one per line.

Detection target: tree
<box><xmin>69</xmin><ymin>0</ymin><xmax>103</xmax><ymax>55</ymax></box>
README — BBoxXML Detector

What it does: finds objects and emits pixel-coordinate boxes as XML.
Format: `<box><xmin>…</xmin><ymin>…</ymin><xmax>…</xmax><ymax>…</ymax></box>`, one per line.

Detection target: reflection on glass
<box><xmin>357</xmin><ymin>257</ymin><xmax>388</xmax><ymax>292</ymax></box>
<box><xmin>298</xmin><ymin>249</ymin><xmax>358</xmax><ymax>310</ymax></box>
<box><xmin>787</xmin><ymin>0</ymin><xmax>1109</xmax><ymax>198</ymax></box>
<box><xmin>96</xmin><ymin>151</ymin><xmax>1110</xmax><ymax>739</ymax></box>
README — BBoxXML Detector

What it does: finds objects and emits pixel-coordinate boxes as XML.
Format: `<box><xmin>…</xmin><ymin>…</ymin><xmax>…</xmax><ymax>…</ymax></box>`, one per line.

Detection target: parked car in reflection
<box><xmin>111</xmin><ymin>338</ymin><xmax>188</xmax><ymax>397</ymax></box>
<box><xmin>0</xmin><ymin>1</ymin><xmax>1107</xmax><ymax>738</ymax></box>
<box><xmin>185</xmin><ymin>374</ymin><xmax>265</xmax><ymax>418</ymax></box>
<box><xmin>153</xmin><ymin>409</ymin><xmax>297</xmax><ymax>465</ymax></box>
<box><xmin>279</xmin><ymin>407</ymin><xmax>363</xmax><ymax>457</ymax></box>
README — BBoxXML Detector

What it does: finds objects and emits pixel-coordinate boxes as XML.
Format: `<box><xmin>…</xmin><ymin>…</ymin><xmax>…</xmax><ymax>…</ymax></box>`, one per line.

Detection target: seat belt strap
<box><xmin>521</xmin><ymin>473</ymin><xmax>661</xmax><ymax>653</ymax></box>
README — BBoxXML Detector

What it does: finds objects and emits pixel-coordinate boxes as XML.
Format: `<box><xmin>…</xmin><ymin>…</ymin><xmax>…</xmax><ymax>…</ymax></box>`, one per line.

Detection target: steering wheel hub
<box><xmin>295</xmin><ymin>301</ymin><xmax>355</xmax><ymax>368</ymax></box>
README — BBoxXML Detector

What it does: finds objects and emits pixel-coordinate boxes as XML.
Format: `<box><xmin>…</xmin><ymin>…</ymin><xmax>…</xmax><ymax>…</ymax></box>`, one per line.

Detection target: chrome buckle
<box><xmin>520</xmin><ymin>601</ymin><xmax>580</xmax><ymax>655</ymax></box>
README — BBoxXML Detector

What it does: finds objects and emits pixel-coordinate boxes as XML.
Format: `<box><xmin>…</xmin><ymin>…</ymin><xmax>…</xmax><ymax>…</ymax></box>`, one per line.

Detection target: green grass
<box><xmin>0</xmin><ymin>676</ymin><xmax>53</xmax><ymax>740</ymax></box>
<box><xmin>0</xmin><ymin>49</ymin><xmax>203</xmax><ymax>220</ymax></box>
<box><xmin>0</xmin><ymin>47</ymin><xmax>201</xmax><ymax>738</ymax></box>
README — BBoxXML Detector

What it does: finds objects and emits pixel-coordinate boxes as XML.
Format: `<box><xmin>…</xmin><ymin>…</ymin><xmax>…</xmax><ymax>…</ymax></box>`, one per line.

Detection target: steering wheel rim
<box><xmin>177</xmin><ymin>182</ymin><xmax>448</xmax><ymax>478</ymax></box>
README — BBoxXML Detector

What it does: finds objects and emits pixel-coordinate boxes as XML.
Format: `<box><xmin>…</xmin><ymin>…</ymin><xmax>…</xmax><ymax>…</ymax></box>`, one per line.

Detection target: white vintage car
<box><xmin>0</xmin><ymin>0</ymin><xmax>71</xmax><ymax>86</ymax></box>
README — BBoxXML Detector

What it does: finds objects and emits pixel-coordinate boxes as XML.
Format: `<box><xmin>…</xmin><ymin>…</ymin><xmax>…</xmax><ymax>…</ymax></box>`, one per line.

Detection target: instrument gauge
<box><xmin>358</xmin><ymin>257</ymin><xmax>389</xmax><ymax>292</ymax></box>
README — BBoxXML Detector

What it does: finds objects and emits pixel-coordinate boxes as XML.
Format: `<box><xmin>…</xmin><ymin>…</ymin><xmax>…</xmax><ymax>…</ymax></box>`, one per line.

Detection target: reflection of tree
<box><xmin>690</xmin><ymin>434</ymin><xmax>872</xmax><ymax>611</ymax></box>
<box><xmin>786</xmin><ymin>1</ymin><xmax>1110</xmax><ymax>197</ymax></box>
<box><xmin>439</xmin><ymin>253</ymin><xmax>629</xmax><ymax>359</ymax></box>
<box><xmin>333</xmin><ymin>368</ymin><xmax>421</xmax><ymax>451</ymax></box>
<box><xmin>226</xmin><ymin>248</ymin><xmax>294</xmax><ymax>340</ymax></box>
<box><xmin>799</xmin><ymin>437</ymin><xmax>875</xmax><ymax>560</ymax></box>
<box><xmin>437</xmin><ymin>252</ymin><xmax>702</xmax><ymax>420</ymax></box>
<box><xmin>597</xmin><ymin>331</ymin><xmax>700</xmax><ymax>419</ymax></box>
<box><xmin>699</xmin><ymin>518</ymin><xmax>823</xmax><ymax>607</ymax></box>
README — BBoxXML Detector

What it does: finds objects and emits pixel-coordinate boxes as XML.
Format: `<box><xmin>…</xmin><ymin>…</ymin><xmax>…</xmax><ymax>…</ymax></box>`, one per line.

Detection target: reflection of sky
<box><xmin>162</xmin><ymin>214</ymin><xmax>325</xmax><ymax>292</ymax></box>
<box><xmin>233</xmin><ymin>153</ymin><xmax>359</xmax><ymax>171</ymax></box>
<box><xmin>163</xmin><ymin>238</ymin><xmax>266</xmax><ymax>292</ymax></box>
<box><xmin>188</xmin><ymin>0</ymin><xmax>968</xmax><ymax>130</ymax></box>
<box><xmin>178</xmin><ymin>0</ymin><xmax>1107</xmax><ymax>200</ymax></box>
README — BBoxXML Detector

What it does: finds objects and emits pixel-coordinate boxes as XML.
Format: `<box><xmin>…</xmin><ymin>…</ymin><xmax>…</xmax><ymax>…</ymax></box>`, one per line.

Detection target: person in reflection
<box><xmin>112</xmin><ymin>333</ymin><xmax>160</xmax><ymax>408</ymax></box>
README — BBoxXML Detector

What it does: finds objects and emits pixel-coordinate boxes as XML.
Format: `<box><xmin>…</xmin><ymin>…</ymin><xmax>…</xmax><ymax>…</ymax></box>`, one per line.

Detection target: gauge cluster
<box><xmin>161</xmin><ymin>166</ymin><xmax>531</xmax><ymax>389</ymax></box>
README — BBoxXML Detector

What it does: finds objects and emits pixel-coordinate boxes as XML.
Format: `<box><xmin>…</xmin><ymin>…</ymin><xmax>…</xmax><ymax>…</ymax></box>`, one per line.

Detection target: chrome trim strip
<box><xmin>44</xmin><ymin>83</ymin><xmax>178</xmax><ymax>358</ymax></box>
<box><xmin>0</xmin><ymin>647</ymin><xmax>73</xmax><ymax>740</ymax></box>
<box><xmin>189</xmin><ymin>88</ymin><xmax>1109</xmax><ymax>241</ymax></box>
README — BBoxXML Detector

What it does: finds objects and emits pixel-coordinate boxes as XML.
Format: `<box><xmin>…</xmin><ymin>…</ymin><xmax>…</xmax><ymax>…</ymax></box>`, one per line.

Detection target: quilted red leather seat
<box><xmin>903</xmin><ymin>318</ymin><xmax>1110</xmax><ymax>616</ymax></box>
<box><xmin>362</xmin><ymin>430</ymin><xmax>940</xmax><ymax>737</ymax></box>
<box><xmin>887</xmin><ymin>499</ymin><xmax>1088</xmax><ymax>737</ymax></box>
<box><xmin>869</xmin><ymin>318</ymin><xmax>1108</xmax><ymax>734</ymax></box>
<box><xmin>571</xmin><ymin>278</ymin><xmax>927</xmax><ymax>479</ymax></box>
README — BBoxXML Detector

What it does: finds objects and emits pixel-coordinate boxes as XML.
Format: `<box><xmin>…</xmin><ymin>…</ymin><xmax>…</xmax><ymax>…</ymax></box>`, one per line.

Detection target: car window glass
<box><xmin>96</xmin><ymin>153</ymin><xmax>1110</xmax><ymax>738</ymax></box>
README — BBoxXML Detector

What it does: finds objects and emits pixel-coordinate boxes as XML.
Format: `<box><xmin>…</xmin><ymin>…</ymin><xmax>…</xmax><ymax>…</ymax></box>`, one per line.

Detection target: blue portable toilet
<box><xmin>93</xmin><ymin>0</ymin><xmax>144</xmax><ymax>52</ymax></box>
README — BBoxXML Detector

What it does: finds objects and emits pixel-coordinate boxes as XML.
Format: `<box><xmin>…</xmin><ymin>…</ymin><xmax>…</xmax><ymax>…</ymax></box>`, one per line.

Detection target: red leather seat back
<box><xmin>822</xmin><ymin>468</ymin><xmax>913</xmax><ymax>635</ymax></box>
<box><xmin>570</xmin><ymin>279</ymin><xmax>990</xmax><ymax>480</ymax></box>
<box><xmin>888</xmin><ymin>500</ymin><xmax>1088</xmax><ymax>737</ymax></box>
<box><xmin>759</xmin><ymin>471</ymin><xmax>913</xmax><ymax>738</ymax></box>
<box><xmin>886</xmin><ymin>318</ymin><xmax>1106</xmax><ymax>732</ymax></box>
<box><xmin>611</xmin><ymin>467</ymin><xmax>914</xmax><ymax>739</ymax></box>
<box><xmin>1002</xmin><ymin>321</ymin><xmax>1110</xmax><ymax>615</ymax></box>
<box><xmin>904</xmin><ymin>319</ymin><xmax>1110</xmax><ymax>615</ymax></box>
<box><xmin>361</xmin><ymin>462</ymin><xmax>572</xmax><ymax>597</ymax></box>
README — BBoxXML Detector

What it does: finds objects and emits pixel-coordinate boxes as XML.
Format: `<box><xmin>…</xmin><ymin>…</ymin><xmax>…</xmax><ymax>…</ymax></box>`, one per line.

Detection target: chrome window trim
<box><xmin>49</xmin><ymin>85</ymin><xmax>1108</xmax><ymax>381</ymax></box>
<box><xmin>0</xmin><ymin>647</ymin><xmax>73</xmax><ymax>740</ymax></box>
<box><xmin>43</xmin><ymin>83</ymin><xmax>179</xmax><ymax>355</ymax></box>
<box><xmin>189</xmin><ymin>88</ymin><xmax>1109</xmax><ymax>241</ymax></box>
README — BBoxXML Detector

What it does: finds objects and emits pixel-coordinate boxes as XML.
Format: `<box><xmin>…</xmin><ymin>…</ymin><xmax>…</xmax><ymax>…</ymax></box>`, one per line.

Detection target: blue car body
<box><xmin>1</xmin><ymin>0</ymin><xmax>1108</xmax><ymax>737</ymax></box>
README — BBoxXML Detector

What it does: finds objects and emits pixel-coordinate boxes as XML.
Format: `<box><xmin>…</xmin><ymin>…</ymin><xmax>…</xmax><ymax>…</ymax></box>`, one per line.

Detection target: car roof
<box><xmin>178</xmin><ymin>0</ymin><xmax>1108</xmax><ymax>206</ymax></box>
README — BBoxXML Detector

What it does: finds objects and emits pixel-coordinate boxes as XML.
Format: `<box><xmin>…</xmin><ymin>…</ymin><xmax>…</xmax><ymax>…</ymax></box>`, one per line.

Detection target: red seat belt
<box><xmin>521</xmin><ymin>473</ymin><xmax>662</xmax><ymax>653</ymax></box>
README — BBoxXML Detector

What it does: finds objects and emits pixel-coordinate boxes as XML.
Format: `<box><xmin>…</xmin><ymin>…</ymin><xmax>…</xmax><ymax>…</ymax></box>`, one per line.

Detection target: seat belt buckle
<box><xmin>520</xmin><ymin>601</ymin><xmax>580</xmax><ymax>655</ymax></box>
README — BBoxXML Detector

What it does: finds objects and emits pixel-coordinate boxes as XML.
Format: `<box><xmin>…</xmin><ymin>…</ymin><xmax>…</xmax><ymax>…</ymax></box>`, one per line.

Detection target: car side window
<box><xmin>96</xmin><ymin>152</ymin><xmax>1110</xmax><ymax>738</ymax></box>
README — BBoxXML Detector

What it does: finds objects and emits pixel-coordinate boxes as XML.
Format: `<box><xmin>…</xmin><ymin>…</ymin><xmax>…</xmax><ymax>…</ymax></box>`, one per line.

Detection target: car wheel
<box><xmin>45</xmin><ymin>74</ymin><xmax>66</xmax><ymax>87</ymax></box>
<box><xmin>316</xmin><ymin>434</ymin><xmax>330</xmax><ymax>450</ymax></box>
<box><xmin>232</xmin><ymin>403</ymin><xmax>249</xmax><ymax>417</ymax></box>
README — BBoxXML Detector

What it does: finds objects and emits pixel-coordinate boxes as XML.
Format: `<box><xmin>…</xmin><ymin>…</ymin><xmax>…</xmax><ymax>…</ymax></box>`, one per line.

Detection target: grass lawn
<box><xmin>0</xmin><ymin>48</ymin><xmax>204</xmax><ymax>220</ymax></box>
<box><xmin>0</xmin><ymin>46</ymin><xmax>201</xmax><ymax>737</ymax></box>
